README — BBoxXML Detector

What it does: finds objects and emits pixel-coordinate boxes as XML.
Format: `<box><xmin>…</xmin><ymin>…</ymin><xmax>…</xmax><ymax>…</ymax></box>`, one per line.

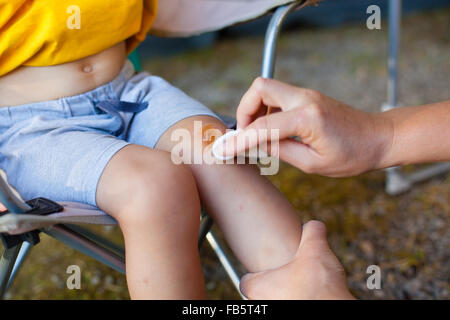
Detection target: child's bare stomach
<box><xmin>0</xmin><ymin>42</ymin><xmax>127</xmax><ymax>108</ymax></box>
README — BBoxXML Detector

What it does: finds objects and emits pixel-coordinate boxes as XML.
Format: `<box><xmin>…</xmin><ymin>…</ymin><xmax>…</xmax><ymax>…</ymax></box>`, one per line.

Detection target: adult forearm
<box><xmin>378</xmin><ymin>100</ymin><xmax>450</xmax><ymax>168</ymax></box>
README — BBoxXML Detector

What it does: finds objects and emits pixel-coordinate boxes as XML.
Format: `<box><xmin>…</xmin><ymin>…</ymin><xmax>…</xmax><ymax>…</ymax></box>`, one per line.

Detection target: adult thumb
<box><xmin>297</xmin><ymin>220</ymin><xmax>330</xmax><ymax>256</ymax></box>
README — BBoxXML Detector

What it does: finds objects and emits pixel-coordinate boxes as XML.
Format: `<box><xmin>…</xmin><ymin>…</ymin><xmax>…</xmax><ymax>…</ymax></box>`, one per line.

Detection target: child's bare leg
<box><xmin>96</xmin><ymin>144</ymin><xmax>205</xmax><ymax>299</ymax></box>
<box><xmin>156</xmin><ymin>116</ymin><xmax>302</xmax><ymax>272</ymax></box>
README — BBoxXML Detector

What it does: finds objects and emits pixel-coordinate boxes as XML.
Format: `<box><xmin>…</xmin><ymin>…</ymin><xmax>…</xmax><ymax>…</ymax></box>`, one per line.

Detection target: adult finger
<box><xmin>217</xmin><ymin>108</ymin><xmax>303</xmax><ymax>157</ymax></box>
<box><xmin>237</xmin><ymin>77</ymin><xmax>314</xmax><ymax>129</ymax></box>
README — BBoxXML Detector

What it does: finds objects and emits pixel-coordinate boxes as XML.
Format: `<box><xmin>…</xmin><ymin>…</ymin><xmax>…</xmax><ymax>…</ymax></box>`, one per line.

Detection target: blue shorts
<box><xmin>0</xmin><ymin>60</ymin><xmax>221</xmax><ymax>207</ymax></box>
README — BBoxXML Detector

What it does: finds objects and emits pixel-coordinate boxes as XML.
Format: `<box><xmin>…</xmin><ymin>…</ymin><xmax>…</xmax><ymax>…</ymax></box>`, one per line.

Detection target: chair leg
<box><xmin>198</xmin><ymin>214</ymin><xmax>214</xmax><ymax>249</ymax></box>
<box><xmin>6</xmin><ymin>241</ymin><xmax>33</xmax><ymax>292</ymax></box>
<box><xmin>0</xmin><ymin>244</ymin><xmax>22</xmax><ymax>299</ymax></box>
<box><xmin>206</xmin><ymin>231</ymin><xmax>246</xmax><ymax>299</ymax></box>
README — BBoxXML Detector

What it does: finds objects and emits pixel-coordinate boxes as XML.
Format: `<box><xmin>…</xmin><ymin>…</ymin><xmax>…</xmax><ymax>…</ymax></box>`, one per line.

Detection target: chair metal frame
<box><xmin>0</xmin><ymin>1</ymin><xmax>305</xmax><ymax>299</ymax></box>
<box><xmin>383</xmin><ymin>0</ymin><xmax>450</xmax><ymax>195</ymax></box>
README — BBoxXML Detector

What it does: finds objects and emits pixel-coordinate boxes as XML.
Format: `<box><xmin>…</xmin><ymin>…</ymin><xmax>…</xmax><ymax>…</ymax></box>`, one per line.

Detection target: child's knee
<box><xmin>156</xmin><ymin>116</ymin><xmax>227</xmax><ymax>157</ymax></box>
<box><xmin>109</xmin><ymin>148</ymin><xmax>201</xmax><ymax>226</ymax></box>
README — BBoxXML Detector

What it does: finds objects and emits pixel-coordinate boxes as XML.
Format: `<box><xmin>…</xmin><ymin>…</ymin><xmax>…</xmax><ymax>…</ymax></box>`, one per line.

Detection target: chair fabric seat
<box><xmin>0</xmin><ymin>202</ymin><xmax>116</xmax><ymax>235</ymax></box>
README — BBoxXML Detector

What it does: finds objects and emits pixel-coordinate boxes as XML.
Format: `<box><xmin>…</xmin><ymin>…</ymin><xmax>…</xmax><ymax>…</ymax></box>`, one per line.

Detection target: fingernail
<box><xmin>239</xmin><ymin>273</ymin><xmax>254</xmax><ymax>299</ymax></box>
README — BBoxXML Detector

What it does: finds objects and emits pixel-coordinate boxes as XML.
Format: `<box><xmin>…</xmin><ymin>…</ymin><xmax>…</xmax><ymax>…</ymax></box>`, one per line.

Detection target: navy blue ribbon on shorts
<box><xmin>94</xmin><ymin>100</ymin><xmax>148</xmax><ymax>136</ymax></box>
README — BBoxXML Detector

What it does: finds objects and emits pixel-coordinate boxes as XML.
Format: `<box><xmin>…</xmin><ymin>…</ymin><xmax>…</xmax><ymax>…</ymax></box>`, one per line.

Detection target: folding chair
<box><xmin>0</xmin><ymin>0</ymin><xmax>317</xmax><ymax>299</ymax></box>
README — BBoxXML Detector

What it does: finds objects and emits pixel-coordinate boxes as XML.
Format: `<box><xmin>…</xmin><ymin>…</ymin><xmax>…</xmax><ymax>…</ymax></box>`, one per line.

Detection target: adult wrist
<box><xmin>370</xmin><ymin>111</ymin><xmax>398</xmax><ymax>170</ymax></box>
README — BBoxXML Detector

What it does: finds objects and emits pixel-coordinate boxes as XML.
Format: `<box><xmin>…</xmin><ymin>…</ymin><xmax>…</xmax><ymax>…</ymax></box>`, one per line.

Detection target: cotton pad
<box><xmin>212</xmin><ymin>129</ymin><xmax>241</xmax><ymax>161</ymax></box>
<box><xmin>212</xmin><ymin>129</ymin><xmax>269</xmax><ymax>161</ymax></box>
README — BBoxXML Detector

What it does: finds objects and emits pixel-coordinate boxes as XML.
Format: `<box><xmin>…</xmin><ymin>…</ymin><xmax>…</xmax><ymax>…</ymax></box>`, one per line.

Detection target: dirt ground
<box><xmin>4</xmin><ymin>8</ymin><xmax>449</xmax><ymax>300</ymax></box>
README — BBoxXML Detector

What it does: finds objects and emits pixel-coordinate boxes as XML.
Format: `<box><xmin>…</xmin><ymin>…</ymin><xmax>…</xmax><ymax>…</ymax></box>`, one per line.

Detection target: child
<box><xmin>0</xmin><ymin>1</ymin><xmax>302</xmax><ymax>298</ymax></box>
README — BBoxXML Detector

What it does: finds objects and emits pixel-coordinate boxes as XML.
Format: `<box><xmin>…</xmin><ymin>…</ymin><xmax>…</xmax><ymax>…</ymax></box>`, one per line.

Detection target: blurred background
<box><xmin>5</xmin><ymin>0</ymin><xmax>449</xmax><ymax>299</ymax></box>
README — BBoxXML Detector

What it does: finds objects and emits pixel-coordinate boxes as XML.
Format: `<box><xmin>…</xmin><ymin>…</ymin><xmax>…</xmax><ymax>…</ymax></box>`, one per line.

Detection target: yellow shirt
<box><xmin>0</xmin><ymin>0</ymin><xmax>158</xmax><ymax>76</ymax></box>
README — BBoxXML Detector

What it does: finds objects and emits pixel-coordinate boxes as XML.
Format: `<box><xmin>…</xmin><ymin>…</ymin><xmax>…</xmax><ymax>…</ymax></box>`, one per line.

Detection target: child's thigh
<box><xmin>124</xmin><ymin>75</ymin><xmax>222</xmax><ymax>149</ymax></box>
<box><xmin>0</xmin><ymin>128</ymin><xmax>129</xmax><ymax>207</ymax></box>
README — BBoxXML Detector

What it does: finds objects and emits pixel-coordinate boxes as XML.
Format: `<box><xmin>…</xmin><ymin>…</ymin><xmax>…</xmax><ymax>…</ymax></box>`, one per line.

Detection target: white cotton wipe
<box><xmin>212</xmin><ymin>129</ymin><xmax>241</xmax><ymax>161</ymax></box>
<box><xmin>212</xmin><ymin>129</ymin><xmax>269</xmax><ymax>161</ymax></box>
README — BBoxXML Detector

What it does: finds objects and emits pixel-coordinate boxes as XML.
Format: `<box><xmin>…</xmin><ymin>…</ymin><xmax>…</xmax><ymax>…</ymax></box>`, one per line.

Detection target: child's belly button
<box><xmin>82</xmin><ymin>64</ymin><xmax>94</xmax><ymax>73</ymax></box>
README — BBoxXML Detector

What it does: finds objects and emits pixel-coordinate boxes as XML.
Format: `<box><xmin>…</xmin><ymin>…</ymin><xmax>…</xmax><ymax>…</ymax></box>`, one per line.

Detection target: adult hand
<box><xmin>216</xmin><ymin>77</ymin><xmax>394</xmax><ymax>177</ymax></box>
<box><xmin>240</xmin><ymin>220</ymin><xmax>355</xmax><ymax>300</ymax></box>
